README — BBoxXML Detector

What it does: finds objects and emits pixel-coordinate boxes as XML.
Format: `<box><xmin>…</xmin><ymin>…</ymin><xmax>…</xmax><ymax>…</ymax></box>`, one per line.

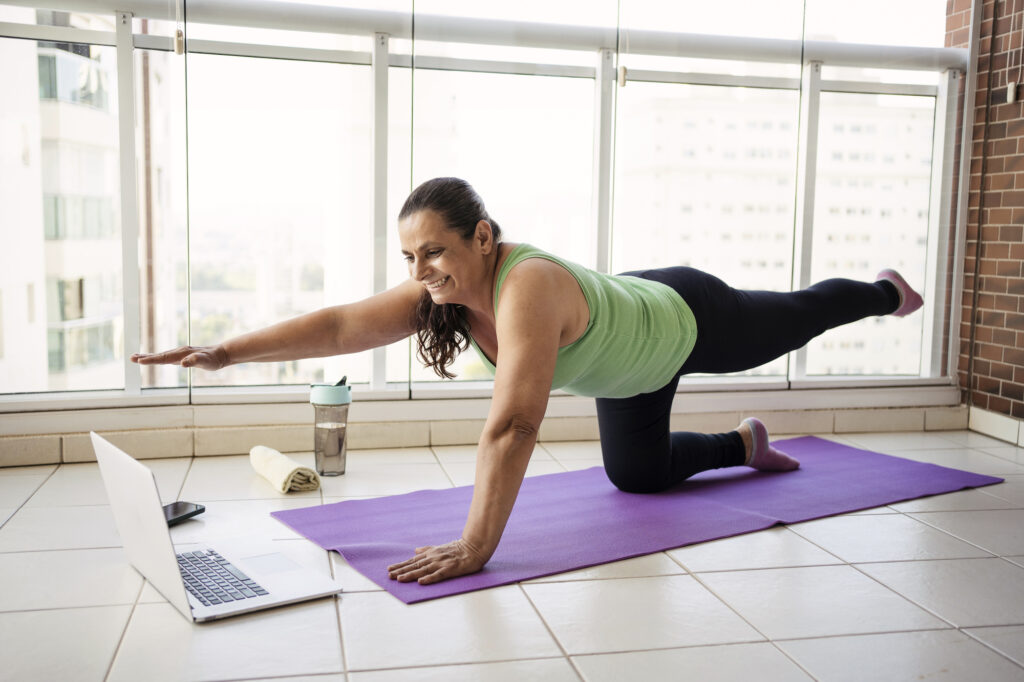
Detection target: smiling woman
<box><xmin>132</xmin><ymin>176</ymin><xmax>924</xmax><ymax>586</ymax></box>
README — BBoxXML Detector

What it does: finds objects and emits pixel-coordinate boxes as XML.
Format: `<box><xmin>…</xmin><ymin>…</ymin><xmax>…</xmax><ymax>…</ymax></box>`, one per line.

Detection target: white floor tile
<box><xmin>180</xmin><ymin>453</ymin><xmax>322</xmax><ymax>502</ymax></box>
<box><xmin>668</xmin><ymin>526</ymin><xmax>842</xmax><ymax>573</ymax></box>
<box><xmin>167</xmin><ymin>498</ymin><xmax>317</xmax><ymax>544</ymax></box>
<box><xmin>778</xmin><ymin>629</ymin><xmax>1024</xmax><ymax>682</ymax></box>
<box><xmin>697</xmin><ymin>565</ymin><xmax>947</xmax><ymax>639</ymax></box>
<box><xmin>939</xmin><ymin>431</ymin><xmax>1015</xmax><ymax>448</ymax></box>
<box><xmin>0</xmin><ymin>605</ymin><xmax>132</xmax><ymax>682</ymax></box>
<box><xmin>349</xmin><ymin>658</ymin><xmax>579</xmax><ymax>682</ymax></box>
<box><xmin>965</xmin><ymin>625</ymin><xmax>1024</xmax><ymax>667</ymax></box>
<box><xmin>522</xmin><ymin>575</ymin><xmax>762</xmax><ymax>655</ymax></box>
<box><xmin>525</xmin><ymin>552</ymin><xmax>685</xmax><ymax>583</ymax></box>
<box><xmin>340</xmin><ymin>586</ymin><xmax>560</xmax><ymax>670</ymax></box>
<box><xmin>908</xmin><ymin>510</ymin><xmax>1024</xmax><ymax>556</ymax></box>
<box><xmin>0</xmin><ymin>547</ymin><xmax>142</xmax><ymax>611</ymax></box>
<box><xmin>0</xmin><ymin>505</ymin><xmax>120</xmax><ymax>551</ymax></box>
<box><xmin>883</xmin><ymin>448</ymin><xmax>1024</xmax><ymax>476</ymax></box>
<box><xmin>0</xmin><ymin>464</ymin><xmax>57</xmax><ymax>477</ymax></box>
<box><xmin>556</xmin><ymin>458</ymin><xmax>605</xmax><ymax>472</ymax></box>
<box><xmin>0</xmin><ymin>508</ymin><xmax>14</xmax><ymax>527</ymax></box>
<box><xmin>319</xmin><ymin>462</ymin><xmax>454</xmax><ymax>497</ymax></box>
<box><xmin>982</xmin><ymin>476</ymin><xmax>1024</xmax><ymax>506</ymax></box>
<box><xmin>980</xmin><ymin>447</ymin><xmax>1024</xmax><ymax>465</ymax></box>
<box><xmin>0</xmin><ymin>474</ymin><xmax>49</xmax><ymax>509</ymax></box>
<box><xmin>431</xmin><ymin>444</ymin><xmax>552</xmax><ymax>463</ymax></box>
<box><xmin>348</xmin><ymin>447</ymin><xmax>443</xmax><ymax>464</ymax></box>
<box><xmin>858</xmin><ymin>558</ymin><xmax>1024</xmax><ymax>627</ymax></box>
<box><xmin>890</xmin><ymin>487</ymin><xmax>1018</xmax><ymax>512</ymax></box>
<box><xmin>538</xmin><ymin>441</ymin><xmax>603</xmax><ymax>460</ymax></box>
<box><xmin>842</xmin><ymin>431</ymin><xmax>968</xmax><ymax>451</ymax></box>
<box><xmin>108</xmin><ymin>600</ymin><xmax>343</xmax><ymax>682</ymax></box>
<box><xmin>573</xmin><ymin>643</ymin><xmax>813</xmax><ymax>682</ymax></box>
<box><xmin>788</xmin><ymin>514</ymin><xmax>992</xmax><ymax>563</ymax></box>
<box><xmin>441</xmin><ymin>459</ymin><xmax>565</xmax><ymax>486</ymax></box>
<box><xmin>26</xmin><ymin>459</ymin><xmax>191</xmax><ymax>507</ymax></box>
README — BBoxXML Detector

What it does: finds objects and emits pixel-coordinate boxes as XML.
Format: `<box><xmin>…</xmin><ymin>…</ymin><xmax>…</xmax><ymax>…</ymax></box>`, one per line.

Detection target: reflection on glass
<box><xmin>405</xmin><ymin>68</ymin><xmax>594</xmax><ymax>382</ymax></box>
<box><xmin>613</xmin><ymin>83</ymin><xmax>799</xmax><ymax>378</ymax></box>
<box><xmin>807</xmin><ymin>93</ymin><xmax>934</xmax><ymax>375</ymax></box>
<box><xmin>0</xmin><ymin>16</ymin><xmax>124</xmax><ymax>392</ymax></box>
<box><xmin>185</xmin><ymin>54</ymin><xmax>373</xmax><ymax>387</ymax></box>
<box><xmin>136</xmin><ymin>45</ymin><xmax>189</xmax><ymax>388</ymax></box>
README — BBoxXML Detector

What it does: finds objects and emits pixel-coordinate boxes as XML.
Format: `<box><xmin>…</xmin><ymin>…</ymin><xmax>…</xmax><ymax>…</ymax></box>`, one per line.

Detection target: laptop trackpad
<box><xmin>242</xmin><ymin>552</ymin><xmax>302</xmax><ymax>575</ymax></box>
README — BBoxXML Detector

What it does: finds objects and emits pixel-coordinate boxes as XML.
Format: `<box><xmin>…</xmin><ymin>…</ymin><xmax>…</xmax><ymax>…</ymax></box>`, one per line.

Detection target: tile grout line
<box><xmin>102</xmin><ymin>577</ymin><xmax>146</xmax><ymax>682</ymax></box>
<box><xmin>959</xmin><ymin>626</ymin><xmax>1024</xmax><ymax>672</ymax></box>
<box><xmin>662</xmin><ymin>550</ymin><xmax>821</xmax><ymax>681</ymax></box>
<box><xmin>516</xmin><ymin>582</ymin><xmax>586</xmax><ymax>682</ymax></box>
<box><xmin>0</xmin><ymin>465</ymin><xmax>60</xmax><ymax>532</ymax></box>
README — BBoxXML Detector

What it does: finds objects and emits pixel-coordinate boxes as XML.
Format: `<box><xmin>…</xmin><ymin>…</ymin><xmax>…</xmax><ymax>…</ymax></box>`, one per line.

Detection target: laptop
<box><xmin>90</xmin><ymin>432</ymin><xmax>343</xmax><ymax>623</ymax></box>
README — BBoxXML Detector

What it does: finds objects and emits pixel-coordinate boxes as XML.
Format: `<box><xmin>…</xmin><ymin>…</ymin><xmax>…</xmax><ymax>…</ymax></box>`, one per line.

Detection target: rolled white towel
<box><xmin>249</xmin><ymin>445</ymin><xmax>321</xmax><ymax>493</ymax></box>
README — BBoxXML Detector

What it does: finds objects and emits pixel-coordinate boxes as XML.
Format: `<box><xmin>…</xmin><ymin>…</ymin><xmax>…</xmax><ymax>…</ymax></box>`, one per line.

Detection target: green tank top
<box><xmin>467</xmin><ymin>244</ymin><xmax>698</xmax><ymax>398</ymax></box>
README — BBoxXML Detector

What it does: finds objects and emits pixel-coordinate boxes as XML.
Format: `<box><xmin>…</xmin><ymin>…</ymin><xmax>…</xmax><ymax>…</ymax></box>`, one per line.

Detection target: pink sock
<box><xmin>876</xmin><ymin>269</ymin><xmax>923</xmax><ymax>317</ymax></box>
<box><xmin>743</xmin><ymin>418</ymin><xmax>800</xmax><ymax>472</ymax></box>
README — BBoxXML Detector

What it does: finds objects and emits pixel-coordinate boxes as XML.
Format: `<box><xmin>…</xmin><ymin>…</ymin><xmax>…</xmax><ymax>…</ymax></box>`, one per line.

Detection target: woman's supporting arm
<box><xmin>132</xmin><ymin>278</ymin><xmax>423</xmax><ymax>370</ymax></box>
<box><xmin>387</xmin><ymin>260</ymin><xmax>564</xmax><ymax>584</ymax></box>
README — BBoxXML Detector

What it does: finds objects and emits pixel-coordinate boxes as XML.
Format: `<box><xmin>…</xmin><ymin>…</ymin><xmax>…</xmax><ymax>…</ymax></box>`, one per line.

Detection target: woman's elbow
<box><xmin>486</xmin><ymin>413</ymin><xmax>541</xmax><ymax>443</ymax></box>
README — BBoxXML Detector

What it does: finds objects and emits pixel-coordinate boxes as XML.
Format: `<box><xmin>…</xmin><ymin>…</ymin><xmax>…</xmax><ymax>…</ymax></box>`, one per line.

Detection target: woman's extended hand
<box><xmin>387</xmin><ymin>538</ymin><xmax>488</xmax><ymax>585</ymax></box>
<box><xmin>131</xmin><ymin>345</ymin><xmax>229</xmax><ymax>371</ymax></box>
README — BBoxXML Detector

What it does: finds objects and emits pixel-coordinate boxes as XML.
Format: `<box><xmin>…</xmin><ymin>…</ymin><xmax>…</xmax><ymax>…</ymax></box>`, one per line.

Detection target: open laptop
<box><xmin>91</xmin><ymin>432</ymin><xmax>342</xmax><ymax>623</ymax></box>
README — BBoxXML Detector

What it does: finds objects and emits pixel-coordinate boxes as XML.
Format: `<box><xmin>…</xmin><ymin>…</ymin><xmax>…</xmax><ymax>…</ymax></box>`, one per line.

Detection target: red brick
<box><xmin>990</xmin><ymin>395</ymin><xmax>1012</xmax><ymax>413</ymax></box>
<box><xmin>990</xmin><ymin>207</ymin><xmax>1014</xmax><ymax>224</ymax></box>
<box><xmin>1002</xmin><ymin>383</ymin><xmax>1024</xmax><ymax>402</ymax></box>
<box><xmin>1012</xmin><ymin>401</ymin><xmax>1024</xmax><ymax>420</ymax></box>
<box><xmin>978</xmin><ymin>341</ymin><xmax>1004</xmax><ymax>360</ymax></box>
<box><xmin>978</xmin><ymin>376</ymin><xmax>1000</xmax><ymax>393</ymax></box>
<box><xmin>991</xmin><ymin>361</ymin><xmax>1015</xmax><ymax>379</ymax></box>
<box><xmin>985</xmin><ymin>276</ymin><xmax>1010</xmax><ymax>292</ymax></box>
<box><xmin>1005</xmin><ymin>346</ymin><xmax>1024</xmax><ymax>364</ymax></box>
<box><xmin>1005</xmin><ymin>312</ymin><xmax>1024</xmax><ymax>330</ymax></box>
<box><xmin>1015</xmin><ymin>366</ymin><xmax>1024</xmax><ymax>383</ymax></box>
<box><xmin>979</xmin><ymin>292</ymin><xmax>997</xmax><ymax>308</ymax></box>
<box><xmin>1007</xmin><ymin>154</ymin><xmax>1024</xmax><ymax>173</ymax></box>
<box><xmin>996</xmin><ymin>260</ymin><xmax>1022</xmax><ymax>277</ymax></box>
<box><xmin>1011</xmin><ymin>243</ymin><xmax>1024</xmax><ymax>258</ymax></box>
<box><xmin>983</xmin><ymin>243</ymin><xmax>1010</xmax><ymax>258</ymax></box>
<box><xmin>977</xmin><ymin>326</ymin><xmax>993</xmax><ymax>342</ymax></box>
<box><xmin>1000</xmin><ymin>225</ymin><xmax>1023</xmax><ymax>241</ymax></box>
<box><xmin>1005</xmin><ymin>191</ymin><xmax>1024</xmax><ymax>208</ymax></box>
<box><xmin>993</xmin><ymin>328</ymin><xmax>1017</xmax><ymax>346</ymax></box>
<box><xmin>982</xmin><ymin>225</ymin><xmax>1001</xmax><ymax>241</ymax></box>
<box><xmin>1010</xmin><ymin>278</ymin><xmax>1024</xmax><ymax>295</ymax></box>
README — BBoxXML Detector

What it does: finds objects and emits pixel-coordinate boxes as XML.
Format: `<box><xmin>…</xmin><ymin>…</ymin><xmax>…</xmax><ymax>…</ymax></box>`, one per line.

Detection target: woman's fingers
<box><xmin>131</xmin><ymin>346</ymin><xmax>224</xmax><ymax>370</ymax></box>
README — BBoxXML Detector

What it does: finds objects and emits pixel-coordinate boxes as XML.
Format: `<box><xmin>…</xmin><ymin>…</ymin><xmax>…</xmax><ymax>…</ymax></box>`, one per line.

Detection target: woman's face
<box><xmin>398</xmin><ymin>210</ymin><xmax>491</xmax><ymax>306</ymax></box>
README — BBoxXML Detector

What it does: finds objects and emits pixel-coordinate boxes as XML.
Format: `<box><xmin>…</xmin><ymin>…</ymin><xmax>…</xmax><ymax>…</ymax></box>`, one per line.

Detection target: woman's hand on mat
<box><xmin>387</xmin><ymin>538</ymin><xmax>488</xmax><ymax>585</ymax></box>
<box><xmin>131</xmin><ymin>345</ymin><xmax>229</xmax><ymax>370</ymax></box>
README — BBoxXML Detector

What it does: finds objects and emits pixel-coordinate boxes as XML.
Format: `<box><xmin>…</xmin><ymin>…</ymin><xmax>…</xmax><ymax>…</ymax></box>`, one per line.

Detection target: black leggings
<box><xmin>596</xmin><ymin>267</ymin><xmax>899</xmax><ymax>494</ymax></box>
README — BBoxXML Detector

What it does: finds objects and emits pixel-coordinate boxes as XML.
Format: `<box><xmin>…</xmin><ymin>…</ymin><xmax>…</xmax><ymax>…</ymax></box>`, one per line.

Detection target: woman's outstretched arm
<box><xmin>131</xmin><ymin>278</ymin><xmax>423</xmax><ymax>370</ymax></box>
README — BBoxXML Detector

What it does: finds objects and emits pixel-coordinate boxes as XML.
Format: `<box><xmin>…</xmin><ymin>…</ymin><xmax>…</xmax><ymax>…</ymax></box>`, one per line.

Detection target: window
<box><xmin>0</xmin><ymin>1</ymin><xmax>970</xmax><ymax>406</ymax></box>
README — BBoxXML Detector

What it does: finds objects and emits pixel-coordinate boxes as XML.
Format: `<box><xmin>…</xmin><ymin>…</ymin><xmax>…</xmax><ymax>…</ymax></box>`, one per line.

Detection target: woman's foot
<box><xmin>738</xmin><ymin>418</ymin><xmax>800</xmax><ymax>471</ymax></box>
<box><xmin>876</xmin><ymin>269</ymin><xmax>923</xmax><ymax>317</ymax></box>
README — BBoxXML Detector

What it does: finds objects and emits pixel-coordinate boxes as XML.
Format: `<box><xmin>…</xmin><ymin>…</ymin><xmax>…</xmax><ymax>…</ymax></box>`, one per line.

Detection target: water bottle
<box><xmin>310</xmin><ymin>377</ymin><xmax>352</xmax><ymax>476</ymax></box>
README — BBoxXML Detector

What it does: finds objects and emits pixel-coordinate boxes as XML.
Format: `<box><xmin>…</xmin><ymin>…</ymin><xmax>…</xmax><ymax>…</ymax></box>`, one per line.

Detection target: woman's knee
<box><xmin>604</xmin><ymin>465</ymin><xmax>671</xmax><ymax>494</ymax></box>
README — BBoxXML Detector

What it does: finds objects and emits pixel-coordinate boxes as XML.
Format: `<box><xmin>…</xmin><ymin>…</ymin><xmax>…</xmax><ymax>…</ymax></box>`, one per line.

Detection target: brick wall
<box><xmin>949</xmin><ymin>0</ymin><xmax>1024</xmax><ymax>419</ymax></box>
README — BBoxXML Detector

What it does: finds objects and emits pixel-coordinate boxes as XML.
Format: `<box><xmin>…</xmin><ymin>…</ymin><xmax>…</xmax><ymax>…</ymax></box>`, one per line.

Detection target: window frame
<box><xmin>0</xmin><ymin>2</ymin><xmax>978</xmax><ymax>414</ymax></box>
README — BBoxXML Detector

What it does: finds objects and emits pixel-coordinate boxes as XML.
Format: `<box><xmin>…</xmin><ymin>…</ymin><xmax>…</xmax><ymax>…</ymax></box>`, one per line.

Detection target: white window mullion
<box><xmin>592</xmin><ymin>48</ymin><xmax>615</xmax><ymax>273</ymax></box>
<box><xmin>789</xmin><ymin>60</ymin><xmax>823</xmax><ymax>383</ymax></box>
<box><xmin>922</xmin><ymin>70</ymin><xmax>960</xmax><ymax>378</ymax></box>
<box><xmin>371</xmin><ymin>32</ymin><xmax>389</xmax><ymax>391</ymax></box>
<box><xmin>116</xmin><ymin>11</ymin><xmax>142</xmax><ymax>395</ymax></box>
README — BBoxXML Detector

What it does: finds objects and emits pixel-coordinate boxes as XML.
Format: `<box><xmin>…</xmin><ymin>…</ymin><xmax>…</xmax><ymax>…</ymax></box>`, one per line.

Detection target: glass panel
<box><xmin>404</xmin><ymin>67</ymin><xmax>594</xmax><ymax>383</ymax></box>
<box><xmin>136</xmin><ymin>48</ymin><xmax>189</xmax><ymax>388</ymax></box>
<box><xmin>612</xmin><ymin>83</ymin><xmax>800</xmax><ymax>377</ymax></box>
<box><xmin>185</xmin><ymin>53</ymin><xmax>372</xmax><ymax>387</ymax></box>
<box><xmin>805</xmin><ymin>93</ymin><xmax>934</xmax><ymax>376</ymax></box>
<box><xmin>805</xmin><ymin>0</ymin><xmax>948</xmax><ymax>48</ymax></box>
<box><xmin>0</xmin><ymin>26</ymin><xmax>123</xmax><ymax>393</ymax></box>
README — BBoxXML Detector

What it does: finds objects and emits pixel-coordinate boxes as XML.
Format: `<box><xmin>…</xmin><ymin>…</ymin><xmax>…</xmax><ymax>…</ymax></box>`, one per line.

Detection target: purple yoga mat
<box><xmin>271</xmin><ymin>436</ymin><xmax>1003</xmax><ymax>603</ymax></box>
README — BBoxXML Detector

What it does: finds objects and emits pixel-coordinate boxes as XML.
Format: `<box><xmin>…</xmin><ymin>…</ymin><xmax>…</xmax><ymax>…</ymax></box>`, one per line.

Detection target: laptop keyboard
<box><xmin>176</xmin><ymin>549</ymin><xmax>269</xmax><ymax>607</ymax></box>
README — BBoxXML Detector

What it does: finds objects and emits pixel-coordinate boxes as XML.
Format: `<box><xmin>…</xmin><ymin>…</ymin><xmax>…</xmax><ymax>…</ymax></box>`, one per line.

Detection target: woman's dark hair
<box><xmin>399</xmin><ymin>177</ymin><xmax>502</xmax><ymax>379</ymax></box>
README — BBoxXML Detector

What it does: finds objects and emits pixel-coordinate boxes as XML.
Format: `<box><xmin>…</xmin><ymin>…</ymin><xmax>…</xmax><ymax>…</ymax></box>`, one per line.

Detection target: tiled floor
<box><xmin>2</xmin><ymin>430</ymin><xmax>1024</xmax><ymax>681</ymax></box>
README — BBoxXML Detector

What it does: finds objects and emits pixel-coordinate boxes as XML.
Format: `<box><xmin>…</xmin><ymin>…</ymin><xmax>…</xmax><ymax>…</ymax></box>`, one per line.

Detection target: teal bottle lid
<box><xmin>310</xmin><ymin>383</ymin><xmax>352</xmax><ymax>406</ymax></box>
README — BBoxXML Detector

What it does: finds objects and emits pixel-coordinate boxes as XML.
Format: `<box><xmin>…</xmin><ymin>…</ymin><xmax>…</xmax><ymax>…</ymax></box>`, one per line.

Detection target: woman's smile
<box><xmin>425</xmin><ymin>275</ymin><xmax>450</xmax><ymax>291</ymax></box>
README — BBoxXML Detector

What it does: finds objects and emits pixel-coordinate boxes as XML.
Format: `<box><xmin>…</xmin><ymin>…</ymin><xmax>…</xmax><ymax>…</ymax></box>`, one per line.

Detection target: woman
<box><xmin>133</xmin><ymin>177</ymin><xmax>923</xmax><ymax>586</ymax></box>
